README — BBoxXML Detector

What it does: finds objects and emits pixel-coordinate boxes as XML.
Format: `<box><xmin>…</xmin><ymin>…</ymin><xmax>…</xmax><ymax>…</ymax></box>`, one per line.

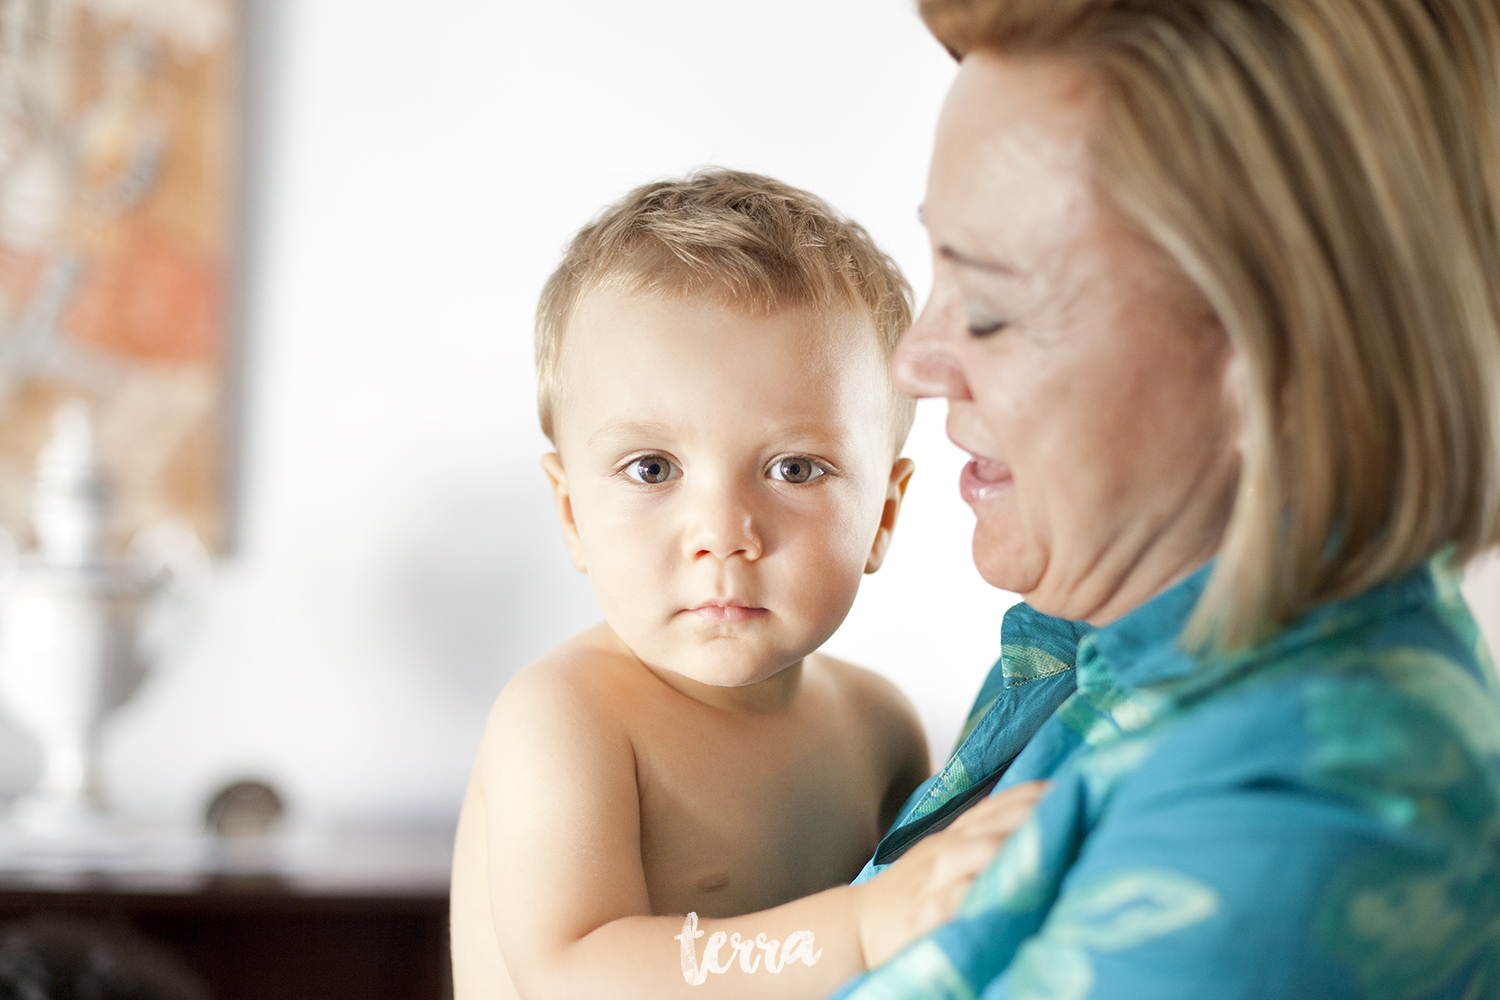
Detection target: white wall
<box><xmin>66</xmin><ymin>0</ymin><xmax>1011</xmax><ymax>826</ymax></box>
<box><xmin>1</xmin><ymin>0</ymin><xmax>1495</xmax><ymax>827</ymax></box>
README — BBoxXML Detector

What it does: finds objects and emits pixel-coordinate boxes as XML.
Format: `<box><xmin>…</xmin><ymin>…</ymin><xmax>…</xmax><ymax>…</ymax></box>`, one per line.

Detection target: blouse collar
<box><xmin>1080</xmin><ymin>559</ymin><xmax>1439</xmax><ymax>694</ymax></box>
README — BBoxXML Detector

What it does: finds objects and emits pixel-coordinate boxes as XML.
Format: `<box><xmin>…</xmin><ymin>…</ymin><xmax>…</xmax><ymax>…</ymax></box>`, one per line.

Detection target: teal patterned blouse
<box><xmin>837</xmin><ymin>554</ymin><xmax>1500</xmax><ymax>999</ymax></box>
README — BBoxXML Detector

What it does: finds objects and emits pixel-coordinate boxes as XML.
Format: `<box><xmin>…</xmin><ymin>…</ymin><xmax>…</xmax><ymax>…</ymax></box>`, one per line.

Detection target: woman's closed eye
<box><xmin>766</xmin><ymin>455</ymin><xmax>829</xmax><ymax>484</ymax></box>
<box><xmin>622</xmin><ymin>454</ymin><xmax>680</xmax><ymax>485</ymax></box>
<box><xmin>968</xmin><ymin>319</ymin><xmax>1010</xmax><ymax>337</ymax></box>
<box><xmin>963</xmin><ymin>298</ymin><xmax>1011</xmax><ymax>338</ymax></box>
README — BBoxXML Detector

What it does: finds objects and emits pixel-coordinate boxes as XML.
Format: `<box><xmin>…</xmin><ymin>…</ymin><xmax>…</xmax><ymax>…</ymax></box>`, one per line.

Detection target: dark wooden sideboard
<box><xmin>0</xmin><ymin>827</ymin><xmax>454</xmax><ymax>1000</ymax></box>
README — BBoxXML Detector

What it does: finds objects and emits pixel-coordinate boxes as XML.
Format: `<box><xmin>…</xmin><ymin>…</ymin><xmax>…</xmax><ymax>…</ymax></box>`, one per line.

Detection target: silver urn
<box><xmin>0</xmin><ymin>401</ymin><xmax>209</xmax><ymax>833</ymax></box>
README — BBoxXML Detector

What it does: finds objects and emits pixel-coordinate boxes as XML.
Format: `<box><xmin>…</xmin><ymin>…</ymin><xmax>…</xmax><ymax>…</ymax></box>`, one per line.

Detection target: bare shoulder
<box><xmin>806</xmin><ymin>653</ymin><xmax>922</xmax><ymax>729</ymax></box>
<box><xmin>490</xmin><ymin>624</ymin><xmax>642</xmax><ymax>717</ymax></box>
<box><xmin>806</xmin><ymin>654</ymin><xmax>928</xmax><ymax>760</ymax></box>
<box><xmin>477</xmin><ymin>624</ymin><xmax>641</xmax><ymax>774</ymax></box>
<box><xmin>807</xmin><ymin>653</ymin><xmax>931</xmax><ymax>828</ymax></box>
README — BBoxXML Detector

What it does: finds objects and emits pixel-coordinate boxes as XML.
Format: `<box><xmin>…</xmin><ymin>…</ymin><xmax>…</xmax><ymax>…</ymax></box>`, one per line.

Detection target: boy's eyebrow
<box><xmin>588</xmin><ymin>420</ymin><xmax>856</xmax><ymax>452</ymax></box>
<box><xmin>588</xmin><ymin>419</ymin><xmax>678</xmax><ymax>447</ymax></box>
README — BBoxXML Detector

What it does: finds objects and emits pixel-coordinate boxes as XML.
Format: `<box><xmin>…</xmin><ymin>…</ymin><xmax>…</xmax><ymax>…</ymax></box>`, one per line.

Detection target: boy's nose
<box><xmin>682</xmin><ymin>493</ymin><xmax>763</xmax><ymax>562</ymax></box>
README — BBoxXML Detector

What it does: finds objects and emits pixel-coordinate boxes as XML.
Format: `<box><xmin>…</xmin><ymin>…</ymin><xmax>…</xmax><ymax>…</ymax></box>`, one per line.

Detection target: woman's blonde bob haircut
<box><xmin>535</xmin><ymin>169</ymin><xmax>916</xmax><ymax>451</ymax></box>
<box><xmin>922</xmin><ymin>0</ymin><xmax>1500</xmax><ymax>647</ymax></box>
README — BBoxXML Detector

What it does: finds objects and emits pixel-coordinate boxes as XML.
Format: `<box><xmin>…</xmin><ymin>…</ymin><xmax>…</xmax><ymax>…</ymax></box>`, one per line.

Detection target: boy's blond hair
<box><xmin>921</xmin><ymin>0</ymin><xmax>1500</xmax><ymax>648</ymax></box>
<box><xmin>536</xmin><ymin>169</ymin><xmax>916</xmax><ymax>450</ymax></box>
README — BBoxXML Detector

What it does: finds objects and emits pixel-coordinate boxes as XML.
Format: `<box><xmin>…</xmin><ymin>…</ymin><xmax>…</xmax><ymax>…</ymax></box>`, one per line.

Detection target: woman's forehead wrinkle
<box><xmin>935</xmin><ymin>100</ymin><xmax>1095</xmax><ymax>290</ymax></box>
<box><xmin>937</xmin><ymin>244</ymin><xmax>1021</xmax><ymax>276</ymax></box>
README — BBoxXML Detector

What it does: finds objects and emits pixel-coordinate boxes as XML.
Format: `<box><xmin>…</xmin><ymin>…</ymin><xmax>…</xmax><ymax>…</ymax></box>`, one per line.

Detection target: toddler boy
<box><xmin>451</xmin><ymin>170</ymin><xmax>959</xmax><ymax>999</ymax></box>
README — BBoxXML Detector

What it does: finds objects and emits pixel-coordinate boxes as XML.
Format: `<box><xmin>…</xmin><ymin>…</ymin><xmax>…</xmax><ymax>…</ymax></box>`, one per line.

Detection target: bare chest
<box><xmin>632</xmin><ymin>714</ymin><xmax>885</xmax><ymax>919</ymax></box>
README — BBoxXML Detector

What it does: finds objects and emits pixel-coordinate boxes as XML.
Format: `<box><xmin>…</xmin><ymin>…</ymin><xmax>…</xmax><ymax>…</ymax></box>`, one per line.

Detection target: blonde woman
<box><xmin>835</xmin><ymin>1</ymin><xmax>1500</xmax><ymax>997</ymax></box>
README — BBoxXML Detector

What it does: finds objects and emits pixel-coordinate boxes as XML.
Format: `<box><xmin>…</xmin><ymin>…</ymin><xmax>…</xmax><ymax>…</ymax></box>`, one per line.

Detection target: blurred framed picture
<box><xmin>0</xmin><ymin>0</ymin><xmax>235</xmax><ymax>551</ymax></box>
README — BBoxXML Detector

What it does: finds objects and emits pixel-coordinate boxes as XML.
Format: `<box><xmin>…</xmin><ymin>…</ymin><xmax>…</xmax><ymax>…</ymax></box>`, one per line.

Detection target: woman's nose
<box><xmin>681</xmin><ymin>487</ymin><xmax>764</xmax><ymax>562</ymax></box>
<box><xmin>892</xmin><ymin>298</ymin><xmax>969</xmax><ymax>400</ymax></box>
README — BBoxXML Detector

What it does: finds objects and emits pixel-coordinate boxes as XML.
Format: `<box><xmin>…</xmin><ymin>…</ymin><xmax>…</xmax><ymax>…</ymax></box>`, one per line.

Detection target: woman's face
<box><xmin>895</xmin><ymin>53</ymin><xmax>1242</xmax><ymax>624</ymax></box>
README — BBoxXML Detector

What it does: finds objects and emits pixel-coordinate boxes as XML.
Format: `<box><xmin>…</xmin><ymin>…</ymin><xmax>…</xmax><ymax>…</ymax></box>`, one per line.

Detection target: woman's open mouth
<box><xmin>960</xmin><ymin>458</ymin><xmax>1013</xmax><ymax>504</ymax></box>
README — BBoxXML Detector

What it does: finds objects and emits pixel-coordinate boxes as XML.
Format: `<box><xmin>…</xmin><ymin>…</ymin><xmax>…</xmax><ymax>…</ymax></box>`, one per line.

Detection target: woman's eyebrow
<box><xmin>921</xmin><ymin>203</ymin><xmax>1021</xmax><ymax>275</ymax></box>
<box><xmin>938</xmin><ymin>243</ymin><xmax>1020</xmax><ymax>276</ymax></box>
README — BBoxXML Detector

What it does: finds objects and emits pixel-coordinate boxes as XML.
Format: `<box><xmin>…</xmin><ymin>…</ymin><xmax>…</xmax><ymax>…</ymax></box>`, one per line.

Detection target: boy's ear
<box><xmin>541</xmin><ymin>453</ymin><xmax>588</xmax><ymax>573</ymax></box>
<box><xmin>865</xmin><ymin>457</ymin><xmax>915</xmax><ymax>574</ymax></box>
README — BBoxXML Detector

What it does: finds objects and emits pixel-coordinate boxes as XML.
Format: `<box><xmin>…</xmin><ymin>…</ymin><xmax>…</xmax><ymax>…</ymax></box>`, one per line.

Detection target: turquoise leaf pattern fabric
<box><xmin>833</xmin><ymin>554</ymin><xmax>1500</xmax><ymax>1000</ymax></box>
<box><xmin>852</xmin><ymin>604</ymin><xmax>1090</xmax><ymax>879</ymax></box>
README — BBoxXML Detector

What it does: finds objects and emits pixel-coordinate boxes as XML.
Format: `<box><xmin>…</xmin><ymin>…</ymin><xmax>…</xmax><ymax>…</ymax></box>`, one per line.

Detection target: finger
<box><xmin>955</xmin><ymin>781</ymin><xmax>1049</xmax><ymax>822</ymax></box>
<box><xmin>923</xmin><ymin>829</ymin><xmax>1025</xmax><ymax>884</ymax></box>
<box><xmin>1000</xmin><ymin>779</ymin><xmax>1052</xmax><ymax>804</ymax></box>
<box><xmin>944</xmin><ymin>797</ymin><xmax>1042</xmax><ymax>841</ymax></box>
<box><xmin>946</xmin><ymin>782</ymin><xmax>1049</xmax><ymax>833</ymax></box>
<box><xmin>980</xmin><ymin>779</ymin><xmax>1050</xmax><ymax>811</ymax></box>
<box><xmin>995</xmin><ymin>779</ymin><xmax>1051</xmax><ymax>799</ymax></box>
<box><xmin>886</xmin><ymin>792</ymin><xmax>1045</xmax><ymax>888</ymax></box>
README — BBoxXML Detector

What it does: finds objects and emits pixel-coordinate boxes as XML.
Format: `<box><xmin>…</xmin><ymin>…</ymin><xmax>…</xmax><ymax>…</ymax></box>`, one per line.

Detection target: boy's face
<box><xmin>544</xmin><ymin>288</ymin><xmax>912</xmax><ymax>691</ymax></box>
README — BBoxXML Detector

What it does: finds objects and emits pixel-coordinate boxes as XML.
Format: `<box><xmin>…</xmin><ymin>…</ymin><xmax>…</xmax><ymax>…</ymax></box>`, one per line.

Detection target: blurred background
<box><xmin>0</xmin><ymin>0</ymin><xmax>1016</xmax><ymax>832</ymax></box>
<box><xmin>0</xmin><ymin>0</ymin><xmax>1494</xmax><ymax>834</ymax></box>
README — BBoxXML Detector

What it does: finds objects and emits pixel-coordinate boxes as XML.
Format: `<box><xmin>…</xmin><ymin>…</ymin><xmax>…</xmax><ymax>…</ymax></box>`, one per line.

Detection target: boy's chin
<box><xmin>634</xmin><ymin>646</ymin><xmax>810</xmax><ymax>710</ymax></box>
<box><xmin>664</xmin><ymin>648</ymin><xmax>803</xmax><ymax>690</ymax></box>
<box><xmin>678</xmin><ymin>661</ymin><xmax>791</xmax><ymax>689</ymax></box>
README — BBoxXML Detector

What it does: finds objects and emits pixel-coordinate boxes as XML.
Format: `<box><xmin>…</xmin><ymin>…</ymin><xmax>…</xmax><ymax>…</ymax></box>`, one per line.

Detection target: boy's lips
<box><xmin>685</xmin><ymin>601</ymin><xmax>768</xmax><ymax>623</ymax></box>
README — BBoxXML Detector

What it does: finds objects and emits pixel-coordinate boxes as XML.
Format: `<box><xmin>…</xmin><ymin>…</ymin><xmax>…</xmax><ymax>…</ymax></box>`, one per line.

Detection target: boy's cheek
<box><xmin>586</xmin><ymin>547</ymin><xmax>666</xmax><ymax>596</ymax></box>
<box><xmin>571</xmin><ymin>492</ymin><xmax>659</xmax><ymax>552</ymax></box>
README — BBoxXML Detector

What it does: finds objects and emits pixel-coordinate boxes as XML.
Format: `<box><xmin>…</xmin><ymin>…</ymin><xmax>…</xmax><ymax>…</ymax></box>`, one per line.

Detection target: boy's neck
<box><xmin>641</xmin><ymin>657</ymin><xmax>805</xmax><ymax>714</ymax></box>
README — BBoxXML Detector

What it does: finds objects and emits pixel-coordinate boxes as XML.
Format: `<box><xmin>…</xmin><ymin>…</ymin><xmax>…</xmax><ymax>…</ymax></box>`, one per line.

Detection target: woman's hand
<box><xmin>852</xmin><ymin>780</ymin><xmax>1050</xmax><ymax>969</ymax></box>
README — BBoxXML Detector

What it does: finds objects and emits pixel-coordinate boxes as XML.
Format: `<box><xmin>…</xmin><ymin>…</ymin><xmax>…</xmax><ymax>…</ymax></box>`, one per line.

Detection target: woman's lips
<box><xmin>960</xmin><ymin>458</ymin><xmax>1013</xmax><ymax>504</ymax></box>
<box><xmin>688</xmin><ymin>603</ymin><xmax>768</xmax><ymax>623</ymax></box>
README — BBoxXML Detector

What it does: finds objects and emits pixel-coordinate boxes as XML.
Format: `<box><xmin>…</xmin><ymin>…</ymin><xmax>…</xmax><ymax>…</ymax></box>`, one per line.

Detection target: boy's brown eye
<box><xmin>626</xmin><ymin>455</ymin><xmax>678</xmax><ymax>484</ymax></box>
<box><xmin>769</xmin><ymin>456</ymin><xmax>824</xmax><ymax>484</ymax></box>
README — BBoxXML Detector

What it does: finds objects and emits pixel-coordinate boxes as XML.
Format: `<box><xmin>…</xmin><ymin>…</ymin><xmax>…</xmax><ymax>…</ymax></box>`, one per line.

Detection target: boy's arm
<box><xmin>450</xmin><ymin>773</ymin><xmax>515</xmax><ymax>999</ymax></box>
<box><xmin>479</xmin><ymin>655</ymin><xmax>867</xmax><ymax>998</ymax></box>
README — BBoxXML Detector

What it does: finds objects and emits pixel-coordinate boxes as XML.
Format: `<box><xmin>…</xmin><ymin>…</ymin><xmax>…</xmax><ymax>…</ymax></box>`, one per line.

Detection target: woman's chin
<box><xmin>970</xmin><ymin>521</ymin><xmax>1043</xmax><ymax>597</ymax></box>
